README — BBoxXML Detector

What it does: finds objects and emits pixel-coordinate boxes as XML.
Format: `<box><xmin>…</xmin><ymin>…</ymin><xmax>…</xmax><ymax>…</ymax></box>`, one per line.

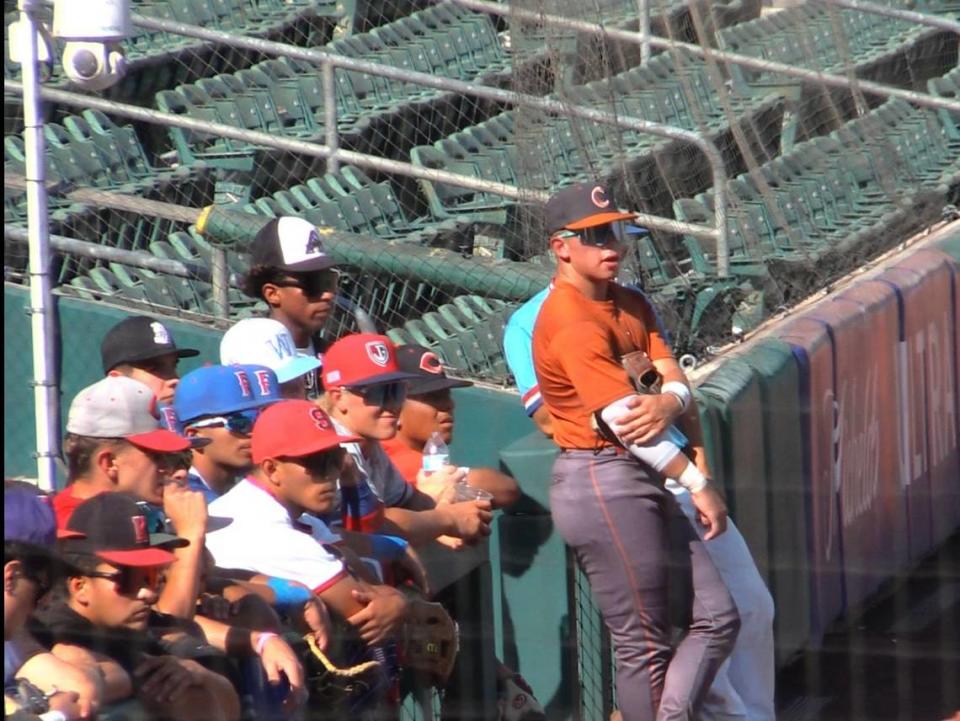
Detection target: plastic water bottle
<box><xmin>422</xmin><ymin>431</ymin><xmax>450</xmax><ymax>475</ymax></box>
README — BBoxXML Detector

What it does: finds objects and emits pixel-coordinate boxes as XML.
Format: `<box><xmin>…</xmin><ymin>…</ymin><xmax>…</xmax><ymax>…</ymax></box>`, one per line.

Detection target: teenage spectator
<box><xmin>174</xmin><ymin>364</ymin><xmax>283</xmax><ymax>503</ymax></box>
<box><xmin>53</xmin><ymin>376</ymin><xmax>198</xmax><ymax>526</ymax></box>
<box><xmin>320</xmin><ymin>334</ymin><xmax>494</xmax><ymax>547</ymax></box>
<box><xmin>240</xmin><ymin>217</ymin><xmax>341</xmax><ymax>399</ymax></box>
<box><xmin>220</xmin><ymin>318</ymin><xmax>321</xmax><ymax>400</ymax></box>
<box><xmin>55</xmin><ymin>376</ymin><xmax>213</xmax><ymax>621</ymax></box>
<box><xmin>205</xmin><ymin>400</ymin><xmax>410</xmax><ymax>661</ymax></box>
<box><xmin>32</xmin><ymin>493</ymin><xmax>241</xmax><ymax>721</ymax></box>
<box><xmin>382</xmin><ymin>344</ymin><xmax>520</xmax><ymax>508</ymax></box>
<box><xmin>4</xmin><ymin>483</ymin><xmax>101</xmax><ymax>720</ymax></box>
<box><xmin>525</xmin><ymin>182</ymin><xmax>739</xmax><ymax>719</ymax></box>
<box><xmin>101</xmin><ymin>316</ymin><xmax>199</xmax><ymax>404</ymax></box>
<box><xmin>504</xmin><ymin>285</ymin><xmax>776</xmax><ymax>721</ymax></box>
<box><xmin>173</xmin><ymin>365</ymin><xmax>333</xmax><ymax>653</ymax></box>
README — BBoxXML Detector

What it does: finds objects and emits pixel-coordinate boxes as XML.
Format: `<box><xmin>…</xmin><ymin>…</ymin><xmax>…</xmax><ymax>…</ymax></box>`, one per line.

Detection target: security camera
<box><xmin>53</xmin><ymin>0</ymin><xmax>130</xmax><ymax>91</ymax></box>
<box><xmin>60</xmin><ymin>41</ymin><xmax>127</xmax><ymax>90</ymax></box>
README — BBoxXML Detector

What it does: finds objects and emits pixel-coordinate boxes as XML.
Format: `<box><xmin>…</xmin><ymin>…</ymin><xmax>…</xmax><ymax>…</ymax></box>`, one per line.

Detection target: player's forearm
<box><xmin>382</xmin><ymin>506</ymin><xmax>454</xmax><ymax>546</ymax></box>
<box><xmin>157</xmin><ymin>542</ymin><xmax>205</xmax><ymax>619</ymax></box>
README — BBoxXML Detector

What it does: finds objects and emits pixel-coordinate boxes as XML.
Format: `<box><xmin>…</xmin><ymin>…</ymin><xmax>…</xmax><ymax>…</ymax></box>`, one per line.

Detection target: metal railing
<box><xmin>126</xmin><ymin>12</ymin><xmax>730</xmax><ymax>266</ymax></box>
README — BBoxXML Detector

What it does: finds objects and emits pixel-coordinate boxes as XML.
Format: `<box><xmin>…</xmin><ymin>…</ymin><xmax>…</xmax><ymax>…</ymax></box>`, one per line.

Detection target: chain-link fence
<box><xmin>6</xmin><ymin>0</ymin><xmax>958</xmax><ymax>389</ymax></box>
<box><xmin>4</xmin><ymin>2</ymin><xmax>960</xmax><ymax>719</ymax></box>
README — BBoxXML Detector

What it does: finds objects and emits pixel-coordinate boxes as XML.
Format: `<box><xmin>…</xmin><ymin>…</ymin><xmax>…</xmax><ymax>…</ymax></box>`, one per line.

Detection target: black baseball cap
<box><xmin>251</xmin><ymin>216</ymin><xmax>338</xmax><ymax>273</ymax></box>
<box><xmin>101</xmin><ymin>316</ymin><xmax>199</xmax><ymax>374</ymax></box>
<box><xmin>61</xmin><ymin>493</ymin><xmax>188</xmax><ymax>567</ymax></box>
<box><xmin>395</xmin><ymin>345</ymin><xmax>473</xmax><ymax>395</ymax></box>
<box><xmin>544</xmin><ymin>182</ymin><xmax>636</xmax><ymax>235</ymax></box>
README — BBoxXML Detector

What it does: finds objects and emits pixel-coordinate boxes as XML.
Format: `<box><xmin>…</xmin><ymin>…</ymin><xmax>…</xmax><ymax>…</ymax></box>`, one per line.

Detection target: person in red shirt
<box><xmin>53</xmin><ymin>376</ymin><xmax>199</xmax><ymax>528</ymax></box>
<box><xmin>381</xmin><ymin>344</ymin><xmax>519</xmax><ymax>508</ymax></box>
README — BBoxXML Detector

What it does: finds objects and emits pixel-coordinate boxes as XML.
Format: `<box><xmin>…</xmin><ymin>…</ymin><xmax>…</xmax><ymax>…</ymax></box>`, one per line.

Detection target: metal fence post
<box><xmin>211</xmin><ymin>247</ymin><xmax>230</xmax><ymax>319</ymax></box>
<box><xmin>637</xmin><ymin>0</ymin><xmax>651</xmax><ymax>63</ymax></box>
<box><xmin>322</xmin><ymin>60</ymin><xmax>339</xmax><ymax>174</ymax></box>
<box><xmin>18</xmin><ymin>0</ymin><xmax>59</xmax><ymax>490</ymax></box>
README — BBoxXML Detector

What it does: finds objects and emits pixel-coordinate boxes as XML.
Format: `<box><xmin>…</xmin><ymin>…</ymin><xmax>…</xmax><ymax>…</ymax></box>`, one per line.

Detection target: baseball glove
<box><xmin>302</xmin><ymin>632</ymin><xmax>389</xmax><ymax>717</ymax></box>
<box><xmin>401</xmin><ymin>598</ymin><xmax>460</xmax><ymax>687</ymax></box>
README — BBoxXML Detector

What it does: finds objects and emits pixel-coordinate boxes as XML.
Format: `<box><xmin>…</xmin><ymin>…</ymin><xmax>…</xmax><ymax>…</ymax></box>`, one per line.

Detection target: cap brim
<box><xmin>564</xmin><ymin>210</ymin><xmax>637</xmax><ymax>231</ymax></box>
<box><xmin>206</xmin><ymin>516</ymin><xmax>233</xmax><ymax>533</ymax></box>
<box><xmin>96</xmin><ymin>547</ymin><xmax>177</xmax><ymax>567</ymax></box>
<box><xmin>254</xmin><ymin>431</ymin><xmax>362</xmax><ymax>464</ymax></box>
<box><xmin>344</xmin><ymin>371</ymin><xmax>422</xmax><ymax>388</ymax></box>
<box><xmin>150</xmin><ymin>532</ymin><xmax>190</xmax><ymax>550</ymax></box>
<box><xmin>281</xmin><ymin>256</ymin><xmax>338</xmax><ymax>273</ymax></box>
<box><xmin>106</xmin><ymin>347</ymin><xmax>199</xmax><ymax>371</ymax></box>
<box><xmin>276</xmin><ymin>355</ymin><xmax>322</xmax><ymax>384</ymax></box>
<box><xmin>56</xmin><ymin>528</ymin><xmax>86</xmax><ymax>540</ymax></box>
<box><xmin>408</xmin><ymin>376</ymin><xmax>474</xmax><ymax>395</ymax></box>
<box><xmin>126</xmin><ymin>429</ymin><xmax>193</xmax><ymax>453</ymax></box>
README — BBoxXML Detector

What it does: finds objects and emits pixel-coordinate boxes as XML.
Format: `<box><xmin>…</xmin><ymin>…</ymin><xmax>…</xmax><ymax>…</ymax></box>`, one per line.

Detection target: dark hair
<box><xmin>63</xmin><ymin>433</ymin><xmax>125</xmax><ymax>479</ymax></box>
<box><xmin>242</xmin><ymin>264</ymin><xmax>286</xmax><ymax>300</ymax></box>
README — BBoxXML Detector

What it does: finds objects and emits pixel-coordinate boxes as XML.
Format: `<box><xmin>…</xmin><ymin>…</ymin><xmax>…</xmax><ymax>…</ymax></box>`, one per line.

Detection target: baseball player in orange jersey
<box><xmin>531</xmin><ymin>183</ymin><xmax>740</xmax><ymax>721</ymax></box>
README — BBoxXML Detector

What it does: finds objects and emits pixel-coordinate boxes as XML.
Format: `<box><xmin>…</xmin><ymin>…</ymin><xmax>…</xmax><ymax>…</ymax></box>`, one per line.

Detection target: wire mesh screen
<box><xmin>6</xmin><ymin>0</ymin><xmax>960</xmax><ymax>383</ymax></box>
<box><xmin>573</xmin><ymin>557</ymin><xmax>615</xmax><ymax>721</ymax></box>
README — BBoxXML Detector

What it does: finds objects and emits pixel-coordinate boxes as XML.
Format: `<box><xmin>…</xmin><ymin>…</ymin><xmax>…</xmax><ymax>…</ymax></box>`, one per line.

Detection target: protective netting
<box><xmin>4</xmin><ymin>0</ymin><xmax>959</xmax><ymax>387</ymax></box>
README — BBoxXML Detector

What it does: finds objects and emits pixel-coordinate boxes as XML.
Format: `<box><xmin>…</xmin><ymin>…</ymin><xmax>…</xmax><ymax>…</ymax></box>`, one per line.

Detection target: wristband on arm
<box><xmin>661</xmin><ymin>381</ymin><xmax>691</xmax><ymax>414</ymax></box>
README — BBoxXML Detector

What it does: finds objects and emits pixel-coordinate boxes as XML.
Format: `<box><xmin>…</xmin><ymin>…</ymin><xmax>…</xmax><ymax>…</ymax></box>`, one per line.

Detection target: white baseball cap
<box><xmin>220</xmin><ymin>318</ymin><xmax>321</xmax><ymax>384</ymax></box>
<box><xmin>66</xmin><ymin>376</ymin><xmax>194</xmax><ymax>452</ymax></box>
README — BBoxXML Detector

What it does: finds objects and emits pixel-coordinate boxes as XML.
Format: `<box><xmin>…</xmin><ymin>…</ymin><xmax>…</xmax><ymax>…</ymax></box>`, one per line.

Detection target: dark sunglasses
<box><xmin>86</xmin><ymin>566</ymin><xmax>163</xmax><ymax>596</ymax></box>
<box><xmin>282</xmin><ymin>447</ymin><xmax>346</xmax><ymax>479</ymax></box>
<box><xmin>344</xmin><ymin>382</ymin><xmax>407</xmax><ymax>408</ymax></box>
<box><xmin>186</xmin><ymin>409</ymin><xmax>259</xmax><ymax>435</ymax></box>
<box><xmin>140</xmin><ymin>448</ymin><xmax>191</xmax><ymax>475</ymax></box>
<box><xmin>274</xmin><ymin>269</ymin><xmax>340</xmax><ymax>297</ymax></box>
<box><xmin>558</xmin><ymin>222</ymin><xmax>648</xmax><ymax>248</ymax></box>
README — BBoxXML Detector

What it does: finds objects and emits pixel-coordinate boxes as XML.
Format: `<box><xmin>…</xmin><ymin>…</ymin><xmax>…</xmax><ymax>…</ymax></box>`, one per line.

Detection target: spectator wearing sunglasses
<box><xmin>101</xmin><ymin>316</ymin><xmax>200</xmax><ymax>405</ymax></box>
<box><xmin>5</xmin><ymin>483</ymin><xmax>103</xmax><ymax>721</ymax></box>
<box><xmin>382</xmin><ymin>345</ymin><xmax>520</xmax><ymax>508</ymax></box>
<box><xmin>321</xmin><ymin>334</ymin><xmax>494</xmax><ymax>547</ymax></box>
<box><xmin>174</xmin><ymin>364</ymin><xmax>283</xmax><ymax>503</ymax></box>
<box><xmin>220</xmin><ymin>318</ymin><xmax>322</xmax><ymax>401</ymax></box>
<box><xmin>240</xmin><ymin>217</ymin><xmax>341</xmax><ymax>400</ymax></box>
<box><xmin>31</xmin><ymin>493</ymin><xmax>242</xmax><ymax>721</ymax></box>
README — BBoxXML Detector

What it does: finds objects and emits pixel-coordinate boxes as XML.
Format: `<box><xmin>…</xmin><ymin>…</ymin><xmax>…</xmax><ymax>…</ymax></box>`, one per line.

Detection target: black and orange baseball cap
<box><xmin>61</xmin><ymin>493</ymin><xmax>187</xmax><ymax>567</ymax></box>
<box><xmin>251</xmin><ymin>401</ymin><xmax>359</xmax><ymax>463</ymax></box>
<box><xmin>395</xmin><ymin>345</ymin><xmax>473</xmax><ymax>395</ymax></box>
<box><xmin>322</xmin><ymin>333</ymin><xmax>420</xmax><ymax>389</ymax></box>
<box><xmin>544</xmin><ymin>182</ymin><xmax>636</xmax><ymax>235</ymax></box>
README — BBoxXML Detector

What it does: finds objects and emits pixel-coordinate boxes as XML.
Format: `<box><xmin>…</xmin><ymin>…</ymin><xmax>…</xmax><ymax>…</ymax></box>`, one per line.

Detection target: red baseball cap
<box><xmin>322</xmin><ymin>333</ymin><xmax>421</xmax><ymax>389</ymax></box>
<box><xmin>251</xmin><ymin>401</ymin><xmax>360</xmax><ymax>463</ymax></box>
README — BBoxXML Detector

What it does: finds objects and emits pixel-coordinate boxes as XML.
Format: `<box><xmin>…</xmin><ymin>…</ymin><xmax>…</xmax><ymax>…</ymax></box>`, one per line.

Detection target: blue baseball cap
<box><xmin>4</xmin><ymin>484</ymin><xmax>58</xmax><ymax>549</ymax></box>
<box><xmin>174</xmin><ymin>364</ymin><xmax>282</xmax><ymax>425</ymax></box>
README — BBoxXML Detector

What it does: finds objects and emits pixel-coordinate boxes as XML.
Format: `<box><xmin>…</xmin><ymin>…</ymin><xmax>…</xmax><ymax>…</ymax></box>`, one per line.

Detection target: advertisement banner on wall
<box><xmin>816</xmin><ymin>284</ymin><xmax>909</xmax><ymax>610</ymax></box>
<box><xmin>775</xmin><ymin>317</ymin><xmax>845</xmax><ymax>641</ymax></box>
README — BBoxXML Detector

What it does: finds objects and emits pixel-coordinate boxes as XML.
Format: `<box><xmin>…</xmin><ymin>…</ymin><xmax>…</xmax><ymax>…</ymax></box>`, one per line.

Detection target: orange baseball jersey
<box><xmin>532</xmin><ymin>279</ymin><xmax>674</xmax><ymax>449</ymax></box>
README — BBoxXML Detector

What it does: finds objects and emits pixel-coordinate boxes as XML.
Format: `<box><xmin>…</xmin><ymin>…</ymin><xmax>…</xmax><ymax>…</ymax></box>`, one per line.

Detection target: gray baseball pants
<box><xmin>550</xmin><ymin>449</ymin><xmax>741</xmax><ymax>721</ymax></box>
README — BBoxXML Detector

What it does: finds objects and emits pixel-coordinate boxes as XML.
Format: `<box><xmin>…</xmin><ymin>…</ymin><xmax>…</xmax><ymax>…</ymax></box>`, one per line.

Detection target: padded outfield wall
<box><xmin>3</xmin><ymin>226</ymin><xmax>959</xmax><ymax>720</ymax></box>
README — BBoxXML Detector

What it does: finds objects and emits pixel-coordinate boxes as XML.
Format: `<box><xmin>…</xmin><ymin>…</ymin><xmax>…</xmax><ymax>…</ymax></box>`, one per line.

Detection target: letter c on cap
<box><xmin>591</xmin><ymin>186</ymin><xmax>610</xmax><ymax>209</ymax></box>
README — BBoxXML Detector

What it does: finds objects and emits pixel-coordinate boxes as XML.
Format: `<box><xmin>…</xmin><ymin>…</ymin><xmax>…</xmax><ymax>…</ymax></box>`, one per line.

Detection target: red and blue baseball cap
<box><xmin>61</xmin><ymin>493</ymin><xmax>188</xmax><ymax>567</ymax></box>
<box><xmin>174</xmin><ymin>364</ymin><xmax>282</xmax><ymax>426</ymax></box>
<box><xmin>251</xmin><ymin>401</ymin><xmax>360</xmax><ymax>463</ymax></box>
<box><xmin>322</xmin><ymin>333</ymin><xmax>420</xmax><ymax>389</ymax></box>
